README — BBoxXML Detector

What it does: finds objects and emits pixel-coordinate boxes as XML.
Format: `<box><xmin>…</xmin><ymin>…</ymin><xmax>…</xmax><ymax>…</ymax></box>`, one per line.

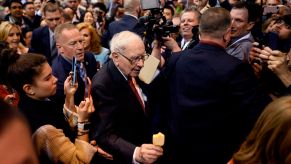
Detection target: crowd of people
<box><xmin>0</xmin><ymin>0</ymin><xmax>290</xmax><ymax>163</ymax></box>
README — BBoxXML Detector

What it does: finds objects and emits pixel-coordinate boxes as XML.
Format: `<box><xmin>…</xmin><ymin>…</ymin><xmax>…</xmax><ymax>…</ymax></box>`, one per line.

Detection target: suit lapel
<box><xmin>43</xmin><ymin>26</ymin><xmax>52</xmax><ymax>60</ymax></box>
<box><xmin>107</xmin><ymin>60</ymin><xmax>147</xmax><ymax>114</ymax></box>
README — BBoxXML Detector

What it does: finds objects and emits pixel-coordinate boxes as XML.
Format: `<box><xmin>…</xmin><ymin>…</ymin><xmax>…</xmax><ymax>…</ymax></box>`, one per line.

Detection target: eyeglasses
<box><xmin>116</xmin><ymin>52</ymin><xmax>148</xmax><ymax>65</ymax></box>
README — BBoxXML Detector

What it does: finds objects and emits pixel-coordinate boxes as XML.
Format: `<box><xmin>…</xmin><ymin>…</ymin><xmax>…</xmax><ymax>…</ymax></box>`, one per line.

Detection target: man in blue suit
<box><xmin>29</xmin><ymin>3</ymin><xmax>62</xmax><ymax>65</ymax></box>
<box><xmin>52</xmin><ymin>23</ymin><xmax>97</xmax><ymax>106</ymax></box>
<box><xmin>101</xmin><ymin>0</ymin><xmax>144</xmax><ymax>48</ymax></box>
<box><xmin>159</xmin><ymin>7</ymin><xmax>271</xmax><ymax>163</ymax></box>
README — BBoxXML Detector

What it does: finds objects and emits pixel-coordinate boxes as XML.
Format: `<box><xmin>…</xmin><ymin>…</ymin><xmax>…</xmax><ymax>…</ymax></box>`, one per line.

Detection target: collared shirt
<box><xmin>181</xmin><ymin>38</ymin><xmax>192</xmax><ymax>50</ymax></box>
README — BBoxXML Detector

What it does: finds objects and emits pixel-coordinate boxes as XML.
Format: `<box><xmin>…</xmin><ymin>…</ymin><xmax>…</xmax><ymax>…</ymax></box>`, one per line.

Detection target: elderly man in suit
<box><xmin>29</xmin><ymin>3</ymin><xmax>62</xmax><ymax>65</ymax></box>
<box><xmin>91</xmin><ymin>31</ymin><xmax>163</xmax><ymax>164</ymax></box>
<box><xmin>160</xmin><ymin>7</ymin><xmax>271</xmax><ymax>163</ymax></box>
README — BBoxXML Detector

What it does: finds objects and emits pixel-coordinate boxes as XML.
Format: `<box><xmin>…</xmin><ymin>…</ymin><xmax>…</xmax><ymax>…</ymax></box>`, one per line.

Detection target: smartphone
<box><xmin>71</xmin><ymin>57</ymin><xmax>77</xmax><ymax>86</ymax></box>
<box><xmin>263</xmin><ymin>6</ymin><xmax>279</xmax><ymax>15</ymax></box>
<box><xmin>141</xmin><ymin>0</ymin><xmax>160</xmax><ymax>10</ymax></box>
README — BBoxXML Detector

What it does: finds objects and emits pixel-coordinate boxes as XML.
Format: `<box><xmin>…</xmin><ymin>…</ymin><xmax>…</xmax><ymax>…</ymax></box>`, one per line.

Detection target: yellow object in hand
<box><xmin>152</xmin><ymin>132</ymin><xmax>165</xmax><ymax>146</ymax></box>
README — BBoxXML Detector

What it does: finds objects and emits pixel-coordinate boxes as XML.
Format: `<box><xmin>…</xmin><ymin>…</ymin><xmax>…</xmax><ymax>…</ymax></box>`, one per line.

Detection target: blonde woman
<box><xmin>0</xmin><ymin>21</ymin><xmax>28</xmax><ymax>55</ymax></box>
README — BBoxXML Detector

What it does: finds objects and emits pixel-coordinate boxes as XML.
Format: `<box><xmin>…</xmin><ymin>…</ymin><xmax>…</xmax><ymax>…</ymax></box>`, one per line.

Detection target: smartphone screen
<box><xmin>71</xmin><ymin>57</ymin><xmax>77</xmax><ymax>86</ymax></box>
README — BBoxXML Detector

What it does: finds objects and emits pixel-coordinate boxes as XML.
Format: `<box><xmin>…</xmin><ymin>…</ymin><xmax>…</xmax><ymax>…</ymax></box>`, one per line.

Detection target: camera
<box><xmin>139</xmin><ymin>0</ymin><xmax>179</xmax><ymax>51</ymax></box>
<box><xmin>263</xmin><ymin>6</ymin><xmax>279</xmax><ymax>16</ymax></box>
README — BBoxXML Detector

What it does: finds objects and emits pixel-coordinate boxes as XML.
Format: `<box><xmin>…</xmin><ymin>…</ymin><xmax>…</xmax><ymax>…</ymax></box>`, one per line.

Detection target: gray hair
<box><xmin>54</xmin><ymin>23</ymin><xmax>76</xmax><ymax>42</ymax></box>
<box><xmin>110</xmin><ymin>31</ymin><xmax>142</xmax><ymax>55</ymax></box>
<box><xmin>181</xmin><ymin>6</ymin><xmax>202</xmax><ymax>22</ymax></box>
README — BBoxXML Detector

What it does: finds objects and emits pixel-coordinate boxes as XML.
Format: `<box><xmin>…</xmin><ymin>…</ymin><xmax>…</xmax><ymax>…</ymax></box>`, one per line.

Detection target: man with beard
<box><xmin>101</xmin><ymin>0</ymin><xmax>144</xmax><ymax>48</ymax></box>
<box><xmin>91</xmin><ymin>31</ymin><xmax>163</xmax><ymax>164</ymax></box>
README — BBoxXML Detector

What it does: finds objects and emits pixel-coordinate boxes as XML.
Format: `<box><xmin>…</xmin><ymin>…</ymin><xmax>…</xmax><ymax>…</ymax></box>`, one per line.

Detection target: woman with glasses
<box><xmin>0</xmin><ymin>21</ymin><xmax>28</xmax><ymax>55</ymax></box>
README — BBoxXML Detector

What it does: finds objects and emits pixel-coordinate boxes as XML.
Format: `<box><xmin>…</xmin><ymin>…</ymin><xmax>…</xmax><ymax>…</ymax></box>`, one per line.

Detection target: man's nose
<box><xmin>136</xmin><ymin>59</ymin><xmax>144</xmax><ymax>67</ymax></box>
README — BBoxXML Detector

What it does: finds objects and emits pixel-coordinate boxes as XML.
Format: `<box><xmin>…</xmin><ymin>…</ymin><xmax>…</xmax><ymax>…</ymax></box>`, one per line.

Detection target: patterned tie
<box><xmin>128</xmin><ymin>77</ymin><xmax>145</xmax><ymax>112</ymax></box>
<box><xmin>77</xmin><ymin>62</ymin><xmax>89</xmax><ymax>98</ymax></box>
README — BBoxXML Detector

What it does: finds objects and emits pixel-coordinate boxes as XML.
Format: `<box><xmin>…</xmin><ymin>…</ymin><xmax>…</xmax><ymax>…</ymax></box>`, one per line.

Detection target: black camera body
<box><xmin>139</xmin><ymin>1</ymin><xmax>179</xmax><ymax>51</ymax></box>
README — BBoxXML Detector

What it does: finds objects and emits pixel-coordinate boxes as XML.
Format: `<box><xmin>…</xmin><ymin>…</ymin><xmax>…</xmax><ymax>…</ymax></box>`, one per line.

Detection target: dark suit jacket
<box><xmin>160</xmin><ymin>41</ymin><xmax>271</xmax><ymax>163</ymax></box>
<box><xmin>101</xmin><ymin>14</ymin><xmax>145</xmax><ymax>48</ymax></box>
<box><xmin>51</xmin><ymin>52</ymin><xmax>97</xmax><ymax>105</ymax></box>
<box><xmin>91</xmin><ymin>60</ymin><xmax>152</xmax><ymax>164</ymax></box>
<box><xmin>29</xmin><ymin>26</ymin><xmax>56</xmax><ymax>65</ymax></box>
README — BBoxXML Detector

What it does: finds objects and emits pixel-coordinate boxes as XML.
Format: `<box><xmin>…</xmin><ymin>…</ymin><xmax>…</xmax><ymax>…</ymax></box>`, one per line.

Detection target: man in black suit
<box><xmin>160</xmin><ymin>7</ymin><xmax>271</xmax><ymax>163</ymax></box>
<box><xmin>101</xmin><ymin>0</ymin><xmax>144</xmax><ymax>48</ymax></box>
<box><xmin>29</xmin><ymin>3</ymin><xmax>62</xmax><ymax>65</ymax></box>
<box><xmin>91</xmin><ymin>31</ymin><xmax>163</xmax><ymax>164</ymax></box>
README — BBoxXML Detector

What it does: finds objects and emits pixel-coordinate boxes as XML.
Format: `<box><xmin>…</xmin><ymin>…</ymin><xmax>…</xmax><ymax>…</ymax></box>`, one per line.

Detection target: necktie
<box><xmin>77</xmin><ymin>62</ymin><xmax>89</xmax><ymax>98</ymax></box>
<box><xmin>128</xmin><ymin>77</ymin><xmax>145</xmax><ymax>112</ymax></box>
<box><xmin>51</xmin><ymin>34</ymin><xmax>58</xmax><ymax>58</ymax></box>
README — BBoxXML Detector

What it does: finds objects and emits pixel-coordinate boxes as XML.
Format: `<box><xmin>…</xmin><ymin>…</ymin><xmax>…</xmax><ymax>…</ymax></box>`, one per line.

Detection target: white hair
<box><xmin>109</xmin><ymin>31</ymin><xmax>142</xmax><ymax>55</ymax></box>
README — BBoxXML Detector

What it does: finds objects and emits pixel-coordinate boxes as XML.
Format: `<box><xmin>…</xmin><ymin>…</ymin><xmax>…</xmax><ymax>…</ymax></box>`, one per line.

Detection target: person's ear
<box><xmin>56</xmin><ymin>43</ymin><xmax>63</xmax><ymax>53</ymax></box>
<box><xmin>23</xmin><ymin>84</ymin><xmax>35</xmax><ymax>95</ymax></box>
<box><xmin>223</xmin><ymin>28</ymin><xmax>231</xmax><ymax>43</ymax></box>
<box><xmin>247</xmin><ymin>21</ymin><xmax>255</xmax><ymax>31</ymax></box>
<box><xmin>111</xmin><ymin>52</ymin><xmax>120</xmax><ymax>66</ymax></box>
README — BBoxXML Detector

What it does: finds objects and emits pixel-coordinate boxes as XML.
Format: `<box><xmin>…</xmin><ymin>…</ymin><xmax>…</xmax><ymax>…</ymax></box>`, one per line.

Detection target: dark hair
<box><xmin>23</xmin><ymin>1</ymin><xmax>33</xmax><ymax>9</ymax></box>
<box><xmin>8</xmin><ymin>0</ymin><xmax>22</xmax><ymax>9</ymax></box>
<box><xmin>22</xmin><ymin>27</ymin><xmax>32</xmax><ymax>38</ymax></box>
<box><xmin>6</xmin><ymin>53</ymin><xmax>47</xmax><ymax>95</ymax></box>
<box><xmin>0</xmin><ymin>99</ymin><xmax>27</xmax><ymax>134</ymax></box>
<box><xmin>232</xmin><ymin>1</ymin><xmax>261</xmax><ymax>22</ymax></box>
<box><xmin>0</xmin><ymin>47</ymin><xmax>19</xmax><ymax>84</ymax></box>
<box><xmin>164</xmin><ymin>5</ymin><xmax>175</xmax><ymax>16</ymax></box>
<box><xmin>93</xmin><ymin>2</ymin><xmax>107</xmax><ymax>13</ymax></box>
<box><xmin>43</xmin><ymin>2</ymin><xmax>61</xmax><ymax>16</ymax></box>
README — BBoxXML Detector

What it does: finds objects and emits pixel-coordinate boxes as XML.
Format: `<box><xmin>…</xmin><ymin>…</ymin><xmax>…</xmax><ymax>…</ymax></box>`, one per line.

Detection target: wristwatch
<box><xmin>77</xmin><ymin>122</ymin><xmax>91</xmax><ymax>131</ymax></box>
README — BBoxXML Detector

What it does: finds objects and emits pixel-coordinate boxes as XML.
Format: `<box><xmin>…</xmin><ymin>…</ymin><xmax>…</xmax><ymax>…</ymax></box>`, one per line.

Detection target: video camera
<box><xmin>140</xmin><ymin>0</ymin><xmax>179</xmax><ymax>52</ymax></box>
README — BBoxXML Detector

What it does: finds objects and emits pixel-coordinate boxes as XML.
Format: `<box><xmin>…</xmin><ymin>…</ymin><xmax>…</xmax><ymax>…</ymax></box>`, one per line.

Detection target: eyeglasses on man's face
<box><xmin>116</xmin><ymin>52</ymin><xmax>149</xmax><ymax>65</ymax></box>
